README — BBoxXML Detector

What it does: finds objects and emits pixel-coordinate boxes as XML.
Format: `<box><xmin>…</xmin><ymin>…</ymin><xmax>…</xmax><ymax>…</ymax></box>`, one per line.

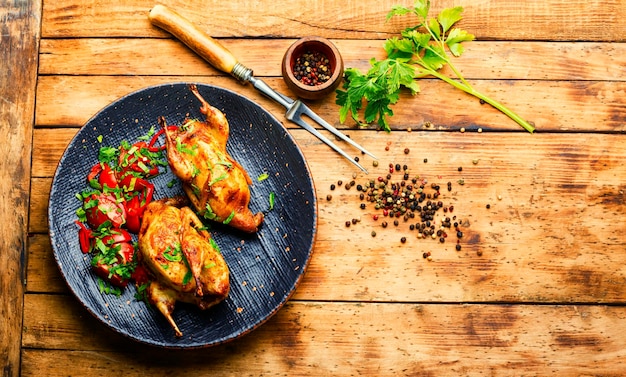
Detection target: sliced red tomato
<box><xmin>99</xmin><ymin>163</ymin><xmax>118</xmax><ymax>189</ymax></box>
<box><xmin>86</xmin><ymin>163</ymin><xmax>103</xmax><ymax>183</ymax></box>
<box><xmin>120</xmin><ymin>178</ymin><xmax>154</xmax><ymax>233</ymax></box>
<box><xmin>101</xmin><ymin>228</ymin><xmax>132</xmax><ymax>246</ymax></box>
<box><xmin>84</xmin><ymin>193</ymin><xmax>126</xmax><ymax>229</ymax></box>
<box><xmin>92</xmin><ymin>242</ymin><xmax>135</xmax><ymax>288</ymax></box>
<box><xmin>118</xmin><ymin>141</ymin><xmax>159</xmax><ymax>178</ymax></box>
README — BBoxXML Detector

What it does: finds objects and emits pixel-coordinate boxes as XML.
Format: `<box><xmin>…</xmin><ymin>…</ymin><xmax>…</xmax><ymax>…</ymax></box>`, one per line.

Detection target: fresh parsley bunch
<box><xmin>336</xmin><ymin>0</ymin><xmax>535</xmax><ymax>133</ymax></box>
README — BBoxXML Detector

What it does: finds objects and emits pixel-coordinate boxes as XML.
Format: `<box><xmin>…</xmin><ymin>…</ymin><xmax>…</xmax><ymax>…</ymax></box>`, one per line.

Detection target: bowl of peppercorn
<box><xmin>281</xmin><ymin>36</ymin><xmax>344</xmax><ymax>100</ymax></box>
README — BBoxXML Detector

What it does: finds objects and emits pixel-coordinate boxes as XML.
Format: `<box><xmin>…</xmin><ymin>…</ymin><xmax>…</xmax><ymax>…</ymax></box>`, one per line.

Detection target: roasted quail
<box><xmin>158</xmin><ymin>84</ymin><xmax>264</xmax><ymax>233</ymax></box>
<box><xmin>138</xmin><ymin>197</ymin><xmax>229</xmax><ymax>337</ymax></box>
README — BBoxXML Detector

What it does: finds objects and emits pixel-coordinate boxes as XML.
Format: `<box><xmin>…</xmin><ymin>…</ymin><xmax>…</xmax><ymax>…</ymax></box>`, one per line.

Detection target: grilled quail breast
<box><xmin>158</xmin><ymin>84</ymin><xmax>264</xmax><ymax>233</ymax></box>
<box><xmin>138</xmin><ymin>197</ymin><xmax>229</xmax><ymax>337</ymax></box>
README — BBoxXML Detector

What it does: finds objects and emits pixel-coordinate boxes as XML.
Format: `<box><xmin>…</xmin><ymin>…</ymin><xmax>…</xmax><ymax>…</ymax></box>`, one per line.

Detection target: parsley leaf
<box><xmin>336</xmin><ymin>1</ymin><xmax>535</xmax><ymax>133</ymax></box>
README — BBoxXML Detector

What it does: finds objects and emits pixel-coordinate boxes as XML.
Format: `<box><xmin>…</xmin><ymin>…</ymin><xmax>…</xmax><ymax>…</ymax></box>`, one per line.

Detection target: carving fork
<box><xmin>149</xmin><ymin>4</ymin><xmax>377</xmax><ymax>173</ymax></box>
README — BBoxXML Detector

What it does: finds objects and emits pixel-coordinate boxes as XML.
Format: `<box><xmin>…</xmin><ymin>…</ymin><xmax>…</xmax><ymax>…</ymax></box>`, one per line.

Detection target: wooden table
<box><xmin>3</xmin><ymin>0</ymin><xmax>626</xmax><ymax>375</ymax></box>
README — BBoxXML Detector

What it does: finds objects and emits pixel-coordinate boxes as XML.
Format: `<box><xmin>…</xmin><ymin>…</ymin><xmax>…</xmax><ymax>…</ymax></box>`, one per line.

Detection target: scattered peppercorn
<box><xmin>326</xmin><ymin>194</ymin><xmax>332</xmax><ymax>201</ymax></box>
<box><xmin>345</xmin><ymin>221</ymin><xmax>351</xmax><ymax>227</ymax></box>
<box><xmin>486</xmin><ymin>204</ymin><xmax>491</xmax><ymax>209</ymax></box>
<box><xmin>404</xmin><ymin>148</ymin><xmax>410</xmax><ymax>154</ymax></box>
<box><xmin>333</xmin><ymin>153</ymin><xmax>478</xmax><ymax>262</ymax></box>
<box><xmin>330</xmin><ymin>184</ymin><xmax>336</xmax><ymax>190</ymax></box>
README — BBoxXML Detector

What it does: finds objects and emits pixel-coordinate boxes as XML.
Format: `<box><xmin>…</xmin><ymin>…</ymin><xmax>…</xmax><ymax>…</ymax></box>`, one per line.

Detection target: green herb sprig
<box><xmin>336</xmin><ymin>0</ymin><xmax>535</xmax><ymax>133</ymax></box>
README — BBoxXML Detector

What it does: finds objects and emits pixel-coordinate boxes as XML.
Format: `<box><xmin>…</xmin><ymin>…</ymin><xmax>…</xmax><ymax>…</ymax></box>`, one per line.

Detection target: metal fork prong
<box><xmin>299</xmin><ymin>103</ymin><xmax>378</xmax><ymax>160</ymax></box>
<box><xmin>286</xmin><ymin>113</ymin><xmax>368</xmax><ymax>173</ymax></box>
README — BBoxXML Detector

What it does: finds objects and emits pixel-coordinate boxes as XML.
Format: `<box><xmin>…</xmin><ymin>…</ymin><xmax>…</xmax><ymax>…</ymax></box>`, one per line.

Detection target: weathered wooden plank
<box><xmin>41</xmin><ymin>0</ymin><xmax>626</xmax><ymax>41</ymax></box>
<box><xmin>38</xmin><ymin>39</ymin><xmax>626</xmax><ymax>81</ymax></box>
<box><xmin>0</xmin><ymin>1</ymin><xmax>41</xmax><ymax>376</ymax></box>
<box><xmin>25</xmin><ymin>234</ymin><xmax>66</xmax><ymax>294</ymax></box>
<box><xmin>28</xmin><ymin>178</ymin><xmax>50</xmax><ymax>234</ymax></box>
<box><xmin>33</xmin><ymin>75</ymin><xmax>626</xmax><ymax>133</ymax></box>
<box><xmin>30</xmin><ymin>131</ymin><xmax>626</xmax><ymax>303</ymax></box>
<box><xmin>21</xmin><ymin>294</ymin><xmax>626</xmax><ymax>375</ymax></box>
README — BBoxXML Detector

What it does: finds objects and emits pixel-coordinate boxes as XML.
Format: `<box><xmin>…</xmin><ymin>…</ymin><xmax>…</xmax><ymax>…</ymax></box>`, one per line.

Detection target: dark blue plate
<box><xmin>48</xmin><ymin>83</ymin><xmax>317</xmax><ymax>348</ymax></box>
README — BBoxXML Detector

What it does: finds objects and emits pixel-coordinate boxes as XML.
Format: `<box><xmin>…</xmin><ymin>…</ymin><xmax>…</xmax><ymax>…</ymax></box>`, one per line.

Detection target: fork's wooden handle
<box><xmin>149</xmin><ymin>4</ymin><xmax>238</xmax><ymax>75</ymax></box>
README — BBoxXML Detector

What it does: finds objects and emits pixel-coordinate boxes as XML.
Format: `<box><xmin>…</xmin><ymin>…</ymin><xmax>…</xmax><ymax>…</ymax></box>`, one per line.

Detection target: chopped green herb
<box><xmin>134</xmin><ymin>282</ymin><xmax>151</xmax><ymax>305</ymax></box>
<box><xmin>210</xmin><ymin>171</ymin><xmax>228</xmax><ymax>186</ymax></box>
<box><xmin>336</xmin><ymin>0</ymin><xmax>534</xmax><ymax>133</ymax></box>
<box><xmin>98</xmin><ymin>146</ymin><xmax>118</xmax><ymax>164</ymax></box>
<box><xmin>215</xmin><ymin>151</ymin><xmax>233</xmax><ymax>169</ymax></box>
<box><xmin>222</xmin><ymin>210</ymin><xmax>235</xmax><ymax>225</ymax></box>
<box><xmin>209</xmin><ymin>238</ymin><xmax>221</xmax><ymax>254</ymax></box>
<box><xmin>75</xmin><ymin>207</ymin><xmax>87</xmax><ymax>222</ymax></box>
<box><xmin>204</xmin><ymin>203</ymin><xmax>218</xmax><ymax>221</ymax></box>
<box><xmin>191</xmin><ymin>163</ymin><xmax>201</xmax><ymax>178</ymax></box>
<box><xmin>175</xmin><ymin>137</ymin><xmax>198</xmax><ymax>156</ymax></box>
<box><xmin>162</xmin><ymin>244</ymin><xmax>183</xmax><ymax>262</ymax></box>
<box><xmin>257</xmin><ymin>172</ymin><xmax>270</xmax><ymax>182</ymax></box>
<box><xmin>97</xmin><ymin>135</ymin><xmax>103</xmax><ymax>143</ymax></box>
<box><xmin>181</xmin><ymin>253</ymin><xmax>193</xmax><ymax>286</ymax></box>
<box><xmin>137</xmin><ymin>126</ymin><xmax>156</xmax><ymax>141</ymax></box>
<box><xmin>269</xmin><ymin>192</ymin><xmax>276</xmax><ymax>210</ymax></box>
<box><xmin>167</xmin><ymin>178</ymin><xmax>178</xmax><ymax>188</ymax></box>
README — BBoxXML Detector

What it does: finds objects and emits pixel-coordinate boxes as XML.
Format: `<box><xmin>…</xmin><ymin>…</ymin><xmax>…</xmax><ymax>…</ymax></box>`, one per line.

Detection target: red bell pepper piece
<box><xmin>121</xmin><ymin>178</ymin><xmax>154</xmax><ymax>233</ymax></box>
<box><xmin>75</xmin><ymin>221</ymin><xmax>93</xmax><ymax>254</ymax></box>
<box><xmin>147</xmin><ymin>125</ymin><xmax>178</xmax><ymax>152</ymax></box>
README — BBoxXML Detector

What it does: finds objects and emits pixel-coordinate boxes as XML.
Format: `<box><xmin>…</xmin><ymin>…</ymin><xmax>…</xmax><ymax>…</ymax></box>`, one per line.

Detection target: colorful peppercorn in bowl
<box><xmin>281</xmin><ymin>36</ymin><xmax>344</xmax><ymax>100</ymax></box>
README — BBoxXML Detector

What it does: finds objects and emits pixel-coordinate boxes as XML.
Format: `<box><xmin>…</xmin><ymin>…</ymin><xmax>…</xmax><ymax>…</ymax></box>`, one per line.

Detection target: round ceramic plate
<box><xmin>48</xmin><ymin>83</ymin><xmax>317</xmax><ymax>348</ymax></box>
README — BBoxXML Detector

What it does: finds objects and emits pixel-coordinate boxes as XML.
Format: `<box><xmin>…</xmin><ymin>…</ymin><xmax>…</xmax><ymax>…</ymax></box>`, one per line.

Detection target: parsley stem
<box><xmin>422</xmin><ymin>68</ymin><xmax>535</xmax><ymax>133</ymax></box>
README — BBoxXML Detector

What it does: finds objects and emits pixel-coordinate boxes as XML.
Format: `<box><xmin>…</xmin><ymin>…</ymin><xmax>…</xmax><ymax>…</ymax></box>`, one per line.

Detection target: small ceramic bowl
<box><xmin>281</xmin><ymin>36</ymin><xmax>344</xmax><ymax>100</ymax></box>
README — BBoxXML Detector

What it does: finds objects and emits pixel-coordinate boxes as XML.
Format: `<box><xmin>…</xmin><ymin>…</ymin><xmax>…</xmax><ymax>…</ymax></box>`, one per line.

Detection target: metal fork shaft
<box><xmin>287</xmin><ymin>113</ymin><xmax>368</xmax><ymax>173</ymax></box>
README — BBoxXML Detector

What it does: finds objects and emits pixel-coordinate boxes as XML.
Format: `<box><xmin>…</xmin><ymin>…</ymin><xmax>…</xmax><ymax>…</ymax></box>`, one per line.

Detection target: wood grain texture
<box><xmin>21</xmin><ymin>295</ymin><xmax>626</xmax><ymax>375</ymax></box>
<box><xmin>34</xmin><ymin>75</ymin><xmax>626</xmax><ymax>133</ymax></box>
<box><xmin>38</xmin><ymin>39</ymin><xmax>626</xmax><ymax>81</ymax></box>
<box><xmin>23</xmin><ymin>0</ymin><xmax>626</xmax><ymax>375</ymax></box>
<box><xmin>29</xmin><ymin>130</ymin><xmax>626</xmax><ymax>303</ymax></box>
<box><xmin>0</xmin><ymin>1</ymin><xmax>41</xmax><ymax>376</ymax></box>
<box><xmin>41</xmin><ymin>0</ymin><xmax>626</xmax><ymax>41</ymax></box>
